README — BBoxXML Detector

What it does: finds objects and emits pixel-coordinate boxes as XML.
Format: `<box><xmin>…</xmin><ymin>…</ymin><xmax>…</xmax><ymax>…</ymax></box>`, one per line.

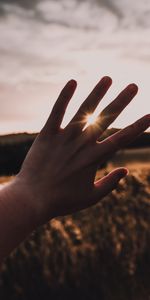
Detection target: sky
<box><xmin>0</xmin><ymin>0</ymin><xmax>150</xmax><ymax>134</ymax></box>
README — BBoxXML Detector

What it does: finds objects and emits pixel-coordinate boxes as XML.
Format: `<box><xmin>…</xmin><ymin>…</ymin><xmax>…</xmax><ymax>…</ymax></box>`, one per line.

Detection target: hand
<box><xmin>16</xmin><ymin>77</ymin><xmax>150</xmax><ymax>225</ymax></box>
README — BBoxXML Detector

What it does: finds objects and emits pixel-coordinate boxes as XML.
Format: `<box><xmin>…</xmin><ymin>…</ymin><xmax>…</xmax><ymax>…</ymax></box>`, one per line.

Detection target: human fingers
<box><xmin>96</xmin><ymin>114</ymin><xmax>150</xmax><ymax>158</ymax></box>
<box><xmin>41</xmin><ymin>80</ymin><xmax>77</xmax><ymax>136</ymax></box>
<box><xmin>83</xmin><ymin>83</ymin><xmax>138</xmax><ymax>141</ymax></box>
<box><xmin>83</xmin><ymin>114</ymin><xmax>150</xmax><ymax>168</ymax></box>
<box><xmin>66</xmin><ymin>76</ymin><xmax>112</xmax><ymax>136</ymax></box>
<box><xmin>92</xmin><ymin>168</ymin><xmax>128</xmax><ymax>203</ymax></box>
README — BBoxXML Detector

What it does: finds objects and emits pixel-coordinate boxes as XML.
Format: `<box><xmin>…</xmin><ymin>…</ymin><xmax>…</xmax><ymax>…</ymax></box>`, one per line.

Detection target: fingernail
<box><xmin>119</xmin><ymin>168</ymin><xmax>129</xmax><ymax>179</ymax></box>
<box><xmin>101</xmin><ymin>76</ymin><xmax>112</xmax><ymax>85</ymax></box>
<box><xmin>123</xmin><ymin>168</ymin><xmax>129</xmax><ymax>176</ymax></box>
<box><xmin>145</xmin><ymin>114</ymin><xmax>150</xmax><ymax>123</ymax></box>
<box><xmin>128</xmin><ymin>83</ymin><xmax>138</xmax><ymax>94</ymax></box>
<box><xmin>137</xmin><ymin>115</ymin><xmax>150</xmax><ymax>131</ymax></box>
<box><xmin>143</xmin><ymin>114</ymin><xmax>150</xmax><ymax>126</ymax></box>
<box><xmin>68</xmin><ymin>79</ymin><xmax>77</xmax><ymax>88</ymax></box>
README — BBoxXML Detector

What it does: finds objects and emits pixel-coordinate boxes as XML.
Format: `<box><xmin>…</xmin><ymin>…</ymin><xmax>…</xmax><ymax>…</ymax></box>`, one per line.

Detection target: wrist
<box><xmin>1</xmin><ymin>176</ymin><xmax>40</xmax><ymax>231</ymax></box>
<box><xmin>13</xmin><ymin>176</ymin><xmax>40</xmax><ymax>229</ymax></box>
<box><xmin>14</xmin><ymin>173</ymin><xmax>54</xmax><ymax>227</ymax></box>
<box><xmin>0</xmin><ymin>176</ymin><xmax>44</xmax><ymax>260</ymax></box>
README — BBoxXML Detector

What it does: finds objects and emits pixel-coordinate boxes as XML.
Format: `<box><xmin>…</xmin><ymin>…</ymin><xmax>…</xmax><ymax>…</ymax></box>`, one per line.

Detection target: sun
<box><xmin>83</xmin><ymin>113</ymin><xmax>99</xmax><ymax>131</ymax></box>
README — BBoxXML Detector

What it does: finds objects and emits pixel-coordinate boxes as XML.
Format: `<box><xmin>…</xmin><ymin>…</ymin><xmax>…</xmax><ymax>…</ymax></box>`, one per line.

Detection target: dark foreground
<box><xmin>0</xmin><ymin>167</ymin><xmax>150</xmax><ymax>300</ymax></box>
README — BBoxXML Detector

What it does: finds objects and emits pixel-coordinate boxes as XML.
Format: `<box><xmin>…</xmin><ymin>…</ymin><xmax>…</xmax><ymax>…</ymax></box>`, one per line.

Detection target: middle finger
<box><xmin>83</xmin><ymin>83</ymin><xmax>138</xmax><ymax>142</ymax></box>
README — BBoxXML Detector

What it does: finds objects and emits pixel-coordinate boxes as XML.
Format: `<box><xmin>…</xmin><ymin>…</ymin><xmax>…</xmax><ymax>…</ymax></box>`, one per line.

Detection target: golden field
<box><xmin>0</xmin><ymin>147</ymin><xmax>149</xmax><ymax>300</ymax></box>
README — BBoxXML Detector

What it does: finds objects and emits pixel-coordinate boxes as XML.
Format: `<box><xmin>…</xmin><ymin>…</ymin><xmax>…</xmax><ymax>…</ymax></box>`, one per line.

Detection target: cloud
<box><xmin>97</xmin><ymin>0</ymin><xmax>123</xmax><ymax>19</ymax></box>
<box><xmin>0</xmin><ymin>0</ymin><xmax>122</xmax><ymax>29</ymax></box>
<box><xmin>1</xmin><ymin>0</ymin><xmax>150</xmax><ymax>31</ymax></box>
<box><xmin>0</xmin><ymin>0</ymin><xmax>38</xmax><ymax>10</ymax></box>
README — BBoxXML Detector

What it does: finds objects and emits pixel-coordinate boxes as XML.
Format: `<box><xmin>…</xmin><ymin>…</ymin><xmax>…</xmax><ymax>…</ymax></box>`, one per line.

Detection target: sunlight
<box><xmin>83</xmin><ymin>113</ymin><xmax>99</xmax><ymax>131</ymax></box>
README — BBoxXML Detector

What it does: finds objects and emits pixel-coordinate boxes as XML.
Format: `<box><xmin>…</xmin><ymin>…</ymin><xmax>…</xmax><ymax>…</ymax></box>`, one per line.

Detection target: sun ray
<box><xmin>82</xmin><ymin>113</ymin><xmax>99</xmax><ymax>131</ymax></box>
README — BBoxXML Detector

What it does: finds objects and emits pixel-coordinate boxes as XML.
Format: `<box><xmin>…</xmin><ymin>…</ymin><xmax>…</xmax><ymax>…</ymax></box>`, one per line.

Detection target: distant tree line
<box><xmin>0</xmin><ymin>133</ymin><xmax>36</xmax><ymax>176</ymax></box>
<box><xmin>0</xmin><ymin>130</ymin><xmax>149</xmax><ymax>176</ymax></box>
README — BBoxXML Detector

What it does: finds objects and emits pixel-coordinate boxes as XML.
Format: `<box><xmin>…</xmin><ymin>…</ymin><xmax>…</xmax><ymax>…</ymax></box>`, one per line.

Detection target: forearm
<box><xmin>0</xmin><ymin>178</ymin><xmax>38</xmax><ymax>262</ymax></box>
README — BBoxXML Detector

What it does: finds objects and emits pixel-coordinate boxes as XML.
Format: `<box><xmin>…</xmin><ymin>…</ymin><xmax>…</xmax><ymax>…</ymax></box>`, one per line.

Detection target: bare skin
<box><xmin>0</xmin><ymin>76</ymin><xmax>149</xmax><ymax>261</ymax></box>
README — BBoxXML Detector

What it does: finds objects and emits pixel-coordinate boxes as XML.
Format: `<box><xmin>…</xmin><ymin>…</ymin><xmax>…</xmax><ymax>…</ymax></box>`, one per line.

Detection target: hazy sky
<box><xmin>0</xmin><ymin>0</ymin><xmax>150</xmax><ymax>134</ymax></box>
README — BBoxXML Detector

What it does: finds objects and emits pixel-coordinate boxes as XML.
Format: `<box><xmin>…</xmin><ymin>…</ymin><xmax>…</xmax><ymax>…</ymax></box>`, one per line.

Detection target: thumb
<box><xmin>93</xmin><ymin>168</ymin><xmax>129</xmax><ymax>203</ymax></box>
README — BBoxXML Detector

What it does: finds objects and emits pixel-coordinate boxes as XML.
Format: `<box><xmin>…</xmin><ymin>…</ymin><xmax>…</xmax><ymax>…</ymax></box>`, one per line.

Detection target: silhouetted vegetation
<box><xmin>0</xmin><ymin>133</ymin><xmax>36</xmax><ymax>176</ymax></box>
<box><xmin>0</xmin><ymin>130</ymin><xmax>149</xmax><ymax>176</ymax></box>
<box><xmin>0</xmin><ymin>168</ymin><xmax>150</xmax><ymax>300</ymax></box>
<box><xmin>0</xmin><ymin>132</ymin><xmax>149</xmax><ymax>299</ymax></box>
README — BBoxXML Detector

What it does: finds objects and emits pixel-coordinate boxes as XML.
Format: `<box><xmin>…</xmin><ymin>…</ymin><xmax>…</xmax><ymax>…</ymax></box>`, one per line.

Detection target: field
<box><xmin>0</xmin><ymin>134</ymin><xmax>149</xmax><ymax>300</ymax></box>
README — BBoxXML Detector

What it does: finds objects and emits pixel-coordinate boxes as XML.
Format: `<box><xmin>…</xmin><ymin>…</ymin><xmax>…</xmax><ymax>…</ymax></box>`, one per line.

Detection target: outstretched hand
<box><xmin>16</xmin><ymin>77</ymin><xmax>150</xmax><ymax>225</ymax></box>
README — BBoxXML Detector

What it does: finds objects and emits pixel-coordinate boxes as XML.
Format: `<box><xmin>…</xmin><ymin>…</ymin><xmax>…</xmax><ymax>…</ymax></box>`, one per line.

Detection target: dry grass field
<box><xmin>0</xmin><ymin>148</ymin><xmax>149</xmax><ymax>300</ymax></box>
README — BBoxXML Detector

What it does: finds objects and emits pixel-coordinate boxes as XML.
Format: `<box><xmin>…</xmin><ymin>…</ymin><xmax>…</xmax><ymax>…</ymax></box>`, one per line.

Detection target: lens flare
<box><xmin>83</xmin><ymin>113</ymin><xmax>99</xmax><ymax>131</ymax></box>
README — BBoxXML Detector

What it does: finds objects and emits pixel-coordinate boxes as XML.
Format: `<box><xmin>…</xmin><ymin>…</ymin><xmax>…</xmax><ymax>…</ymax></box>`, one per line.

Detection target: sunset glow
<box><xmin>0</xmin><ymin>0</ymin><xmax>150</xmax><ymax>134</ymax></box>
<box><xmin>83</xmin><ymin>113</ymin><xmax>99</xmax><ymax>131</ymax></box>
